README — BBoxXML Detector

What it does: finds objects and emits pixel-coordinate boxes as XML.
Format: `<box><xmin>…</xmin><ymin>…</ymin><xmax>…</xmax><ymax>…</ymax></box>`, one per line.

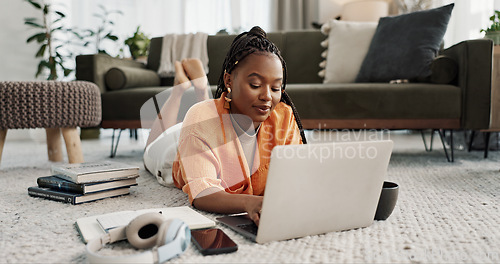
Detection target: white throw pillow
<box><xmin>320</xmin><ymin>20</ymin><xmax>378</xmax><ymax>83</ymax></box>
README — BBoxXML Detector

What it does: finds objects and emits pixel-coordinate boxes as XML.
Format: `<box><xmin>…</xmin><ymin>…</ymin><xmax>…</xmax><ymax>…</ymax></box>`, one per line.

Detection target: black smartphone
<box><xmin>191</xmin><ymin>228</ymin><xmax>238</xmax><ymax>255</ymax></box>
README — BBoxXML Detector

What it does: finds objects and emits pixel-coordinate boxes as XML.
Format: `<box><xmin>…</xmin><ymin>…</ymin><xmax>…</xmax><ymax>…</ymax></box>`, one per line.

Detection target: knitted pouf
<box><xmin>0</xmin><ymin>81</ymin><xmax>101</xmax><ymax>164</ymax></box>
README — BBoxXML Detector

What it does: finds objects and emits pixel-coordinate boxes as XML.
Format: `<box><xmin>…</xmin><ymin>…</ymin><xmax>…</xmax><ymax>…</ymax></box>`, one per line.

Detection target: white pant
<box><xmin>143</xmin><ymin>122</ymin><xmax>183</xmax><ymax>186</ymax></box>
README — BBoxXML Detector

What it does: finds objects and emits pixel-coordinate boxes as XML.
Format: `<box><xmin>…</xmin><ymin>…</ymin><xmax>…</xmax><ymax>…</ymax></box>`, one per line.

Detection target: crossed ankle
<box><xmin>191</xmin><ymin>76</ymin><xmax>208</xmax><ymax>91</ymax></box>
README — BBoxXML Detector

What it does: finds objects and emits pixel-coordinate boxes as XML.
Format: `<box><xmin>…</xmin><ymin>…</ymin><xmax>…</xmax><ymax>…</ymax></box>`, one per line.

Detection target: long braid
<box><xmin>281</xmin><ymin>91</ymin><xmax>307</xmax><ymax>144</ymax></box>
<box><xmin>215</xmin><ymin>26</ymin><xmax>307</xmax><ymax>144</ymax></box>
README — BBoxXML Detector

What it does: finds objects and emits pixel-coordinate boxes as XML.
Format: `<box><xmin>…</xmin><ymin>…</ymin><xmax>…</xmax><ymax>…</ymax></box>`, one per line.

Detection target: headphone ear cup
<box><xmin>126</xmin><ymin>212</ymin><xmax>165</xmax><ymax>249</ymax></box>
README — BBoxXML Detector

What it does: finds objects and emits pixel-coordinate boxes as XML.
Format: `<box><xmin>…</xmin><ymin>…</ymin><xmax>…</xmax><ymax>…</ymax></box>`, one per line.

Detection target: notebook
<box><xmin>76</xmin><ymin>206</ymin><xmax>215</xmax><ymax>243</ymax></box>
<box><xmin>217</xmin><ymin>140</ymin><xmax>393</xmax><ymax>244</ymax></box>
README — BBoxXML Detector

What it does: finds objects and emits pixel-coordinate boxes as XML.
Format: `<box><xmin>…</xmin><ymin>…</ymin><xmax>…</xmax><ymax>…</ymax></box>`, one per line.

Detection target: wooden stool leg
<box><xmin>0</xmin><ymin>129</ymin><xmax>7</xmax><ymax>163</ymax></box>
<box><xmin>62</xmin><ymin>127</ymin><xmax>84</xmax><ymax>164</ymax></box>
<box><xmin>46</xmin><ymin>128</ymin><xmax>63</xmax><ymax>162</ymax></box>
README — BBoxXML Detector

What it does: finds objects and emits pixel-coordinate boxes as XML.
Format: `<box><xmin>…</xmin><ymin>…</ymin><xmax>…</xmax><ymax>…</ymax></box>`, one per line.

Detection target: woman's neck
<box><xmin>229</xmin><ymin>112</ymin><xmax>261</xmax><ymax>135</ymax></box>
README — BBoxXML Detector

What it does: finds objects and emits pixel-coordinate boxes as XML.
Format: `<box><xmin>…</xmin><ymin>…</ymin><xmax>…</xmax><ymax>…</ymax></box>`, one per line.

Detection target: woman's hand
<box><xmin>244</xmin><ymin>195</ymin><xmax>263</xmax><ymax>226</ymax></box>
<box><xmin>193</xmin><ymin>188</ymin><xmax>263</xmax><ymax>225</ymax></box>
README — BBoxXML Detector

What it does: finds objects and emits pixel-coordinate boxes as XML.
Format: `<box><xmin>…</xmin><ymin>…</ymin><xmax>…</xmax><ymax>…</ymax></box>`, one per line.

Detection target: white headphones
<box><xmin>86</xmin><ymin>212</ymin><xmax>191</xmax><ymax>264</ymax></box>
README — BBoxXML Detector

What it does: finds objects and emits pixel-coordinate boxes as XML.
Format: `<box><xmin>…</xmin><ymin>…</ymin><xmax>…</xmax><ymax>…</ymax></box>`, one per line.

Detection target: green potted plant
<box><xmin>124</xmin><ymin>26</ymin><xmax>150</xmax><ymax>62</ymax></box>
<box><xmin>24</xmin><ymin>0</ymin><xmax>78</xmax><ymax>80</ymax></box>
<box><xmin>481</xmin><ymin>10</ymin><xmax>500</xmax><ymax>45</ymax></box>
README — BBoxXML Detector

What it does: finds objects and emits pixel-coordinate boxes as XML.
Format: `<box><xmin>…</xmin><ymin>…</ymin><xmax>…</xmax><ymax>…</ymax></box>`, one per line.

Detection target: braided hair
<box><xmin>215</xmin><ymin>26</ymin><xmax>307</xmax><ymax>144</ymax></box>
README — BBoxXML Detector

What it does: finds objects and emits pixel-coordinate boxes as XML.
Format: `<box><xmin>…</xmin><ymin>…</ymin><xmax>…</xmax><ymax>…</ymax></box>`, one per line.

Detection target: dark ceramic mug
<box><xmin>374</xmin><ymin>181</ymin><xmax>399</xmax><ymax>221</ymax></box>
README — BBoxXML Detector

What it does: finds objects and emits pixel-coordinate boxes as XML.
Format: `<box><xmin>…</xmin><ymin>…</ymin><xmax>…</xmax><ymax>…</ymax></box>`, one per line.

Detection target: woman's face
<box><xmin>224</xmin><ymin>53</ymin><xmax>283</xmax><ymax>129</ymax></box>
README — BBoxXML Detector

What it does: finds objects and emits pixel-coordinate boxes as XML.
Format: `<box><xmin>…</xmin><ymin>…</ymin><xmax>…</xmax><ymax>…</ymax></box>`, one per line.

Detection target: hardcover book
<box><xmin>37</xmin><ymin>176</ymin><xmax>138</xmax><ymax>194</ymax></box>
<box><xmin>28</xmin><ymin>186</ymin><xmax>130</xmax><ymax>205</ymax></box>
<box><xmin>51</xmin><ymin>160</ymin><xmax>139</xmax><ymax>184</ymax></box>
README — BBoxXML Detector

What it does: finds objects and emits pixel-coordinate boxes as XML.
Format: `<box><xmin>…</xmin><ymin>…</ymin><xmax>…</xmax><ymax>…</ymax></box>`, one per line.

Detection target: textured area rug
<box><xmin>0</xmin><ymin>130</ymin><xmax>499</xmax><ymax>263</ymax></box>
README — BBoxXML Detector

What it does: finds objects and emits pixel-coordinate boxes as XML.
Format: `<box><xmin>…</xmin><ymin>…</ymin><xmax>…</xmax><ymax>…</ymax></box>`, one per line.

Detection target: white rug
<box><xmin>1</xmin><ymin>130</ymin><xmax>499</xmax><ymax>263</ymax></box>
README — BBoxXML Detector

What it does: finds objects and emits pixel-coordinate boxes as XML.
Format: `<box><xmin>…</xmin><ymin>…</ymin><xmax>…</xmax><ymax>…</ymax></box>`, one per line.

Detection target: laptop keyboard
<box><xmin>237</xmin><ymin>223</ymin><xmax>259</xmax><ymax>235</ymax></box>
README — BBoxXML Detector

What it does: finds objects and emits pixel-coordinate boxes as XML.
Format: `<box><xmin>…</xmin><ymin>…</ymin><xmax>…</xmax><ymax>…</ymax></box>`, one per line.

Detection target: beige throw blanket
<box><xmin>157</xmin><ymin>32</ymin><xmax>209</xmax><ymax>77</ymax></box>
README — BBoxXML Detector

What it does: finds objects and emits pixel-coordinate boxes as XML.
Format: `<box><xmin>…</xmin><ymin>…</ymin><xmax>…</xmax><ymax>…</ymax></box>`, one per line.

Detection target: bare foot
<box><xmin>173</xmin><ymin>61</ymin><xmax>191</xmax><ymax>92</ymax></box>
<box><xmin>182</xmin><ymin>58</ymin><xmax>208</xmax><ymax>90</ymax></box>
<box><xmin>182</xmin><ymin>58</ymin><xmax>206</xmax><ymax>79</ymax></box>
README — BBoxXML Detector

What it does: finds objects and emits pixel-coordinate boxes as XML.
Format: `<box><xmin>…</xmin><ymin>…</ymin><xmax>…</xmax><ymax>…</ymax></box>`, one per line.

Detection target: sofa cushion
<box><xmin>105</xmin><ymin>66</ymin><xmax>161</xmax><ymax>90</ymax></box>
<box><xmin>285</xmin><ymin>83</ymin><xmax>461</xmax><ymax>120</ymax></box>
<box><xmin>282</xmin><ymin>30</ymin><xmax>325</xmax><ymax>84</ymax></box>
<box><xmin>101</xmin><ymin>87</ymin><xmax>167</xmax><ymax>120</ymax></box>
<box><xmin>101</xmin><ymin>86</ymin><xmax>218</xmax><ymax>121</ymax></box>
<box><xmin>430</xmin><ymin>55</ymin><xmax>458</xmax><ymax>84</ymax></box>
<box><xmin>206</xmin><ymin>34</ymin><xmax>241</xmax><ymax>86</ymax></box>
<box><xmin>321</xmin><ymin>20</ymin><xmax>377</xmax><ymax>83</ymax></box>
<box><xmin>356</xmin><ymin>3</ymin><xmax>454</xmax><ymax>83</ymax></box>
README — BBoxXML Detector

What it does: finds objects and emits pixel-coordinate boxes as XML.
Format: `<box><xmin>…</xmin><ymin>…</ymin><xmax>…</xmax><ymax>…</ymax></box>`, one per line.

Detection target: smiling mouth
<box><xmin>254</xmin><ymin>105</ymin><xmax>271</xmax><ymax>114</ymax></box>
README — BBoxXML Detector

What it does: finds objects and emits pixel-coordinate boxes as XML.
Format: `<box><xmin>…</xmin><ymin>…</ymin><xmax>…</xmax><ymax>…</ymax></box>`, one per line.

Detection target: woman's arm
<box><xmin>193</xmin><ymin>188</ymin><xmax>263</xmax><ymax>225</ymax></box>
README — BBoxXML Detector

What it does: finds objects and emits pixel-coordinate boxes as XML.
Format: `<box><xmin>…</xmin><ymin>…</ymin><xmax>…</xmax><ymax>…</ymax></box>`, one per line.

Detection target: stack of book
<box><xmin>28</xmin><ymin>160</ymin><xmax>140</xmax><ymax>205</ymax></box>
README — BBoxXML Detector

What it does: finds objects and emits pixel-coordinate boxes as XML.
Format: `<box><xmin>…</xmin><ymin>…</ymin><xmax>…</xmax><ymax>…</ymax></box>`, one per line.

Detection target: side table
<box><xmin>469</xmin><ymin>46</ymin><xmax>500</xmax><ymax>158</ymax></box>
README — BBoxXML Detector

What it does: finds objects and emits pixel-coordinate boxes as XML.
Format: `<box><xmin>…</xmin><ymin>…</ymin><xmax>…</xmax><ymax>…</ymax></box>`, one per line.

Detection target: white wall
<box><xmin>0</xmin><ymin>0</ymin><xmax>41</xmax><ymax>81</ymax></box>
<box><xmin>438</xmin><ymin>0</ymin><xmax>491</xmax><ymax>48</ymax></box>
<box><xmin>318</xmin><ymin>0</ymin><xmax>343</xmax><ymax>23</ymax></box>
<box><xmin>318</xmin><ymin>0</ymin><xmax>396</xmax><ymax>23</ymax></box>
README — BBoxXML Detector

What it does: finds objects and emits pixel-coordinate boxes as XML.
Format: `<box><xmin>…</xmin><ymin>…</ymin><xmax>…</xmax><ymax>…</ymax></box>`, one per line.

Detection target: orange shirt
<box><xmin>173</xmin><ymin>95</ymin><xmax>303</xmax><ymax>204</ymax></box>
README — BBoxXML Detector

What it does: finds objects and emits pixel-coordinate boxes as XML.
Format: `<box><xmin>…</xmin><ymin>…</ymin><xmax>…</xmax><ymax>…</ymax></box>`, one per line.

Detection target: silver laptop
<box><xmin>217</xmin><ymin>140</ymin><xmax>393</xmax><ymax>244</ymax></box>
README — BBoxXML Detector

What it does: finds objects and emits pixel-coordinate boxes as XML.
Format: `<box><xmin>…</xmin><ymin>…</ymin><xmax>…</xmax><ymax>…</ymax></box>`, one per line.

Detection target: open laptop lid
<box><xmin>255</xmin><ymin>140</ymin><xmax>393</xmax><ymax>244</ymax></box>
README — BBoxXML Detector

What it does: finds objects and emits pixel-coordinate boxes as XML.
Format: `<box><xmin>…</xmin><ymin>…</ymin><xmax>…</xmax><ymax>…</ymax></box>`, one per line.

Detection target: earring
<box><xmin>224</xmin><ymin>87</ymin><xmax>232</xmax><ymax>109</ymax></box>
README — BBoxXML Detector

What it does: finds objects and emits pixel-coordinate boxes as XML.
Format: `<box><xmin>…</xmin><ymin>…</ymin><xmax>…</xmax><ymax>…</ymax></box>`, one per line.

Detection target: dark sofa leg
<box><xmin>110</xmin><ymin>129</ymin><xmax>123</xmax><ymax>158</ymax></box>
<box><xmin>437</xmin><ymin>129</ymin><xmax>454</xmax><ymax>162</ymax></box>
<box><xmin>484</xmin><ymin>132</ymin><xmax>491</xmax><ymax>158</ymax></box>
<box><xmin>467</xmin><ymin>130</ymin><xmax>475</xmax><ymax>152</ymax></box>
<box><xmin>420</xmin><ymin>129</ymin><xmax>435</xmax><ymax>152</ymax></box>
<box><xmin>129</xmin><ymin>129</ymin><xmax>139</xmax><ymax>141</ymax></box>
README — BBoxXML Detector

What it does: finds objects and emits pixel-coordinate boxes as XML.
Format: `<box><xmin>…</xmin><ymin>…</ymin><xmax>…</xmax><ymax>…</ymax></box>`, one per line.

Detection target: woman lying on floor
<box><xmin>143</xmin><ymin>26</ymin><xmax>307</xmax><ymax>225</ymax></box>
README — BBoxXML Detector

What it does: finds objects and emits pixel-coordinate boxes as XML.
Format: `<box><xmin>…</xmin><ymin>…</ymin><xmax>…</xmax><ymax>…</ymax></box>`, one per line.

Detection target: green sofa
<box><xmin>76</xmin><ymin>30</ymin><xmax>493</xmax><ymax>134</ymax></box>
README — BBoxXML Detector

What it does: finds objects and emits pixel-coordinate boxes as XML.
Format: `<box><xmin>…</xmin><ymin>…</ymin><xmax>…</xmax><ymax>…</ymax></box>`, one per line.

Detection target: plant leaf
<box><xmin>71</xmin><ymin>31</ymin><xmax>84</xmax><ymax>39</ymax></box>
<box><xmin>64</xmin><ymin>69</ymin><xmax>73</xmax><ymax>76</ymax></box>
<box><xmin>50</xmin><ymin>26</ymin><xmax>64</xmax><ymax>33</ymax></box>
<box><xmin>35</xmin><ymin>44</ymin><xmax>47</xmax><ymax>57</ymax></box>
<box><xmin>24</xmin><ymin>21</ymin><xmax>44</xmax><ymax>28</ymax></box>
<box><xmin>55</xmin><ymin>11</ymin><xmax>65</xmax><ymax>18</ymax></box>
<box><xmin>41</xmin><ymin>60</ymin><xmax>51</xmax><ymax>68</ymax></box>
<box><xmin>35</xmin><ymin>60</ymin><xmax>46</xmax><ymax>78</ymax></box>
<box><xmin>26</xmin><ymin>0</ymin><xmax>42</xmax><ymax>10</ymax></box>
<box><xmin>26</xmin><ymin>32</ymin><xmax>46</xmax><ymax>43</ymax></box>
<box><xmin>106</xmin><ymin>34</ymin><xmax>118</xmax><ymax>41</ymax></box>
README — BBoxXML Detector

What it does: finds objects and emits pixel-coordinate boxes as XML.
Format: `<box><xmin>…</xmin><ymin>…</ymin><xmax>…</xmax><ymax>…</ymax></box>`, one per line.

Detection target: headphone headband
<box><xmin>85</xmin><ymin>213</ymin><xmax>190</xmax><ymax>264</ymax></box>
